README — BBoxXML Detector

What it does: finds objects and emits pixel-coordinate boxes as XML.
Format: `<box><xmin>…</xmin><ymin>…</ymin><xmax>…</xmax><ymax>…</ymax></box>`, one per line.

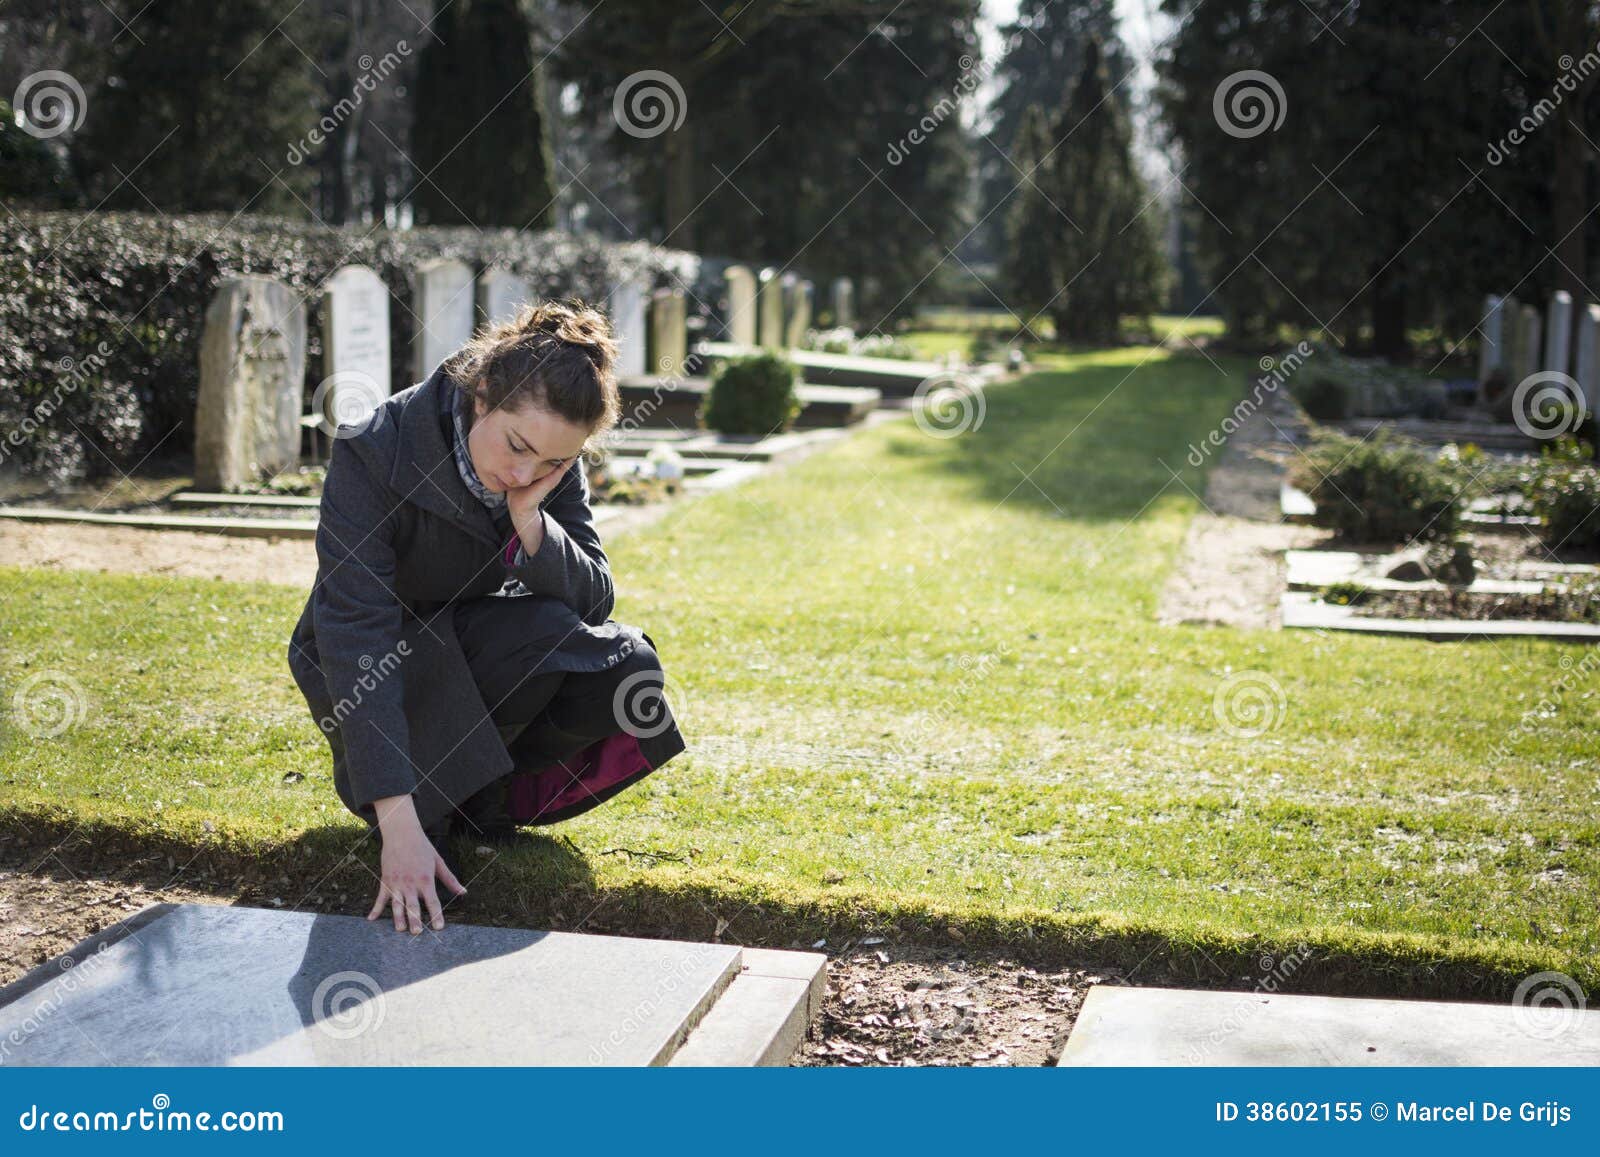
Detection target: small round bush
<box><xmin>1527</xmin><ymin>438</ymin><xmax>1600</xmax><ymax>552</ymax></box>
<box><xmin>1288</xmin><ymin>427</ymin><xmax>1465</xmax><ymax>543</ymax></box>
<box><xmin>700</xmin><ymin>351</ymin><xmax>802</xmax><ymax>435</ymax></box>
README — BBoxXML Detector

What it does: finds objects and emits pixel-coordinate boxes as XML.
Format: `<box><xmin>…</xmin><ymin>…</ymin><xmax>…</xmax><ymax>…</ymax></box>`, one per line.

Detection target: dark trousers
<box><xmin>452</xmin><ymin>594</ymin><xmax>667</xmax><ymax>772</ymax></box>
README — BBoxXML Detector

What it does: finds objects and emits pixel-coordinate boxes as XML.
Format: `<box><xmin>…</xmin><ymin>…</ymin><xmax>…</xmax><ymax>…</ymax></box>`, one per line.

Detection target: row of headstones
<box><xmin>1479</xmin><ymin>290</ymin><xmax>1600</xmax><ymax>413</ymax></box>
<box><xmin>194</xmin><ymin>261</ymin><xmax>858</xmax><ymax>490</ymax></box>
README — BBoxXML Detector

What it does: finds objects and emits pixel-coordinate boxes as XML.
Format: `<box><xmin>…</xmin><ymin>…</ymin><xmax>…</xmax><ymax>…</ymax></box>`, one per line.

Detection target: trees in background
<box><xmin>410</xmin><ymin>0</ymin><xmax>556</xmax><ymax>228</ymax></box>
<box><xmin>1159</xmin><ymin>0</ymin><xmax>1597</xmax><ymax>356</ymax></box>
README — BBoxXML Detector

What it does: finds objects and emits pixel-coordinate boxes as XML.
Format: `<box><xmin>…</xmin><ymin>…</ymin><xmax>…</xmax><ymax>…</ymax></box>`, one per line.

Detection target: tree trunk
<box><xmin>1370</xmin><ymin>267</ymin><xmax>1408</xmax><ymax>359</ymax></box>
<box><xmin>1552</xmin><ymin>102</ymin><xmax>1587</xmax><ymax>301</ymax></box>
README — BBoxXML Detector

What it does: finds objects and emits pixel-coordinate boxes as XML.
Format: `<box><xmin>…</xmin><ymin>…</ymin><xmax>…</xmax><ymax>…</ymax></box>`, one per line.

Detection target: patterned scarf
<box><xmin>448</xmin><ymin>385</ymin><xmax>507</xmax><ymax>511</ymax></box>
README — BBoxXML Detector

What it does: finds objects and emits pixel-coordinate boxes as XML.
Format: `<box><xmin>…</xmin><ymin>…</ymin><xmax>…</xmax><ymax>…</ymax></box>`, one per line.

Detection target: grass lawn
<box><xmin>2</xmin><ymin>346</ymin><xmax>1595</xmax><ymax>994</ymax></box>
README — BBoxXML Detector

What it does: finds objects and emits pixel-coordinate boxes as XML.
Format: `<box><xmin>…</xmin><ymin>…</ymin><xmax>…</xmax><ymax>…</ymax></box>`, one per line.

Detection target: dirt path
<box><xmin>1157</xmin><ymin>376</ymin><xmax>1328</xmax><ymax>629</ymax></box>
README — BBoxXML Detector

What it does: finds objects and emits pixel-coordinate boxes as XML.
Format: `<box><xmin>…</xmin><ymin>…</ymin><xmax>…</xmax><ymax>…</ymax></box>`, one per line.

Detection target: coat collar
<box><xmin>387</xmin><ymin>365</ymin><xmax>502</xmax><ymax>547</ymax></box>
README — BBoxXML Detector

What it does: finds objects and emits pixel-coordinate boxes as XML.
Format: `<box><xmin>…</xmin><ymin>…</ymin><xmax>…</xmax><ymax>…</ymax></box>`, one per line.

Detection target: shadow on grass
<box><xmin>880</xmin><ymin>351</ymin><xmax>1244</xmax><ymax>525</ymax></box>
<box><xmin>5</xmin><ymin>803</ymin><xmax>1587</xmax><ymax>1004</ymax></box>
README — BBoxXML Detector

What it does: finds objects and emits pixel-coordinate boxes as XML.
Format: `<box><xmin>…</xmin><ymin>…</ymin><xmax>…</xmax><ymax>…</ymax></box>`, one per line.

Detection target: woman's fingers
<box><xmin>436</xmin><ymin>853</ymin><xmax>468</xmax><ymax>897</ymax></box>
<box><xmin>421</xmin><ymin>885</ymin><xmax>445</xmax><ymax>932</ymax></box>
<box><xmin>367</xmin><ymin>880</ymin><xmax>390</xmax><ymax>921</ymax></box>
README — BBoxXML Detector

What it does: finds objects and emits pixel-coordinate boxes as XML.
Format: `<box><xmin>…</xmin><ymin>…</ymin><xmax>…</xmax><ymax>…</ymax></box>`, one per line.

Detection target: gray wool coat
<box><xmin>287</xmin><ymin>364</ymin><xmax>686</xmax><ymax>829</ymax></box>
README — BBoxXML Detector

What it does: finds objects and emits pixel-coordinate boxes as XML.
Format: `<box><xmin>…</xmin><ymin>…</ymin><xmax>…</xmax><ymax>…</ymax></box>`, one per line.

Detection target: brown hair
<box><xmin>443</xmin><ymin>298</ymin><xmax>621</xmax><ymax>445</ymax></box>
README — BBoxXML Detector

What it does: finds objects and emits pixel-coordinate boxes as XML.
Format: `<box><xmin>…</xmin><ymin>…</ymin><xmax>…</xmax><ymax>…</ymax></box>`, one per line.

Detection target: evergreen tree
<box><xmin>1000</xmin><ymin>104</ymin><xmax>1060</xmax><ymax>334</ymax></box>
<box><xmin>1038</xmin><ymin>38</ymin><xmax>1167</xmax><ymax>344</ymax></box>
<box><xmin>410</xmin><ymin>0</ymin><xmax>557</xmax><ymax>228</ymax></box>
<box><xmin>70</xmin><ymin>0</ymin><xmax>323</xmax><ymax>214</ymax></box>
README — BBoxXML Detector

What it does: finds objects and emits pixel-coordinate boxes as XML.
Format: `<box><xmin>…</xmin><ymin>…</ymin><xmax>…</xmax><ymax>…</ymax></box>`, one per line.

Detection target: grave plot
<box><xmin>0</xmin><ymin>903</ymin><xmax>823</xmax><ymax>1066</ymax></box>
<box><xmin>1058</xmin><ymin>984</ymin><xmax>1600</xmax><ymax>1066</ymax></box>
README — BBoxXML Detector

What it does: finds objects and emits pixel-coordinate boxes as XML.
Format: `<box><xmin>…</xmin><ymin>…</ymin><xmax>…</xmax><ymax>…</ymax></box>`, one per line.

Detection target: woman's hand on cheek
<box><xmin>506</xmin><ymin>458</ymin><xmax>577</xmax><ymax>553</ymax></box>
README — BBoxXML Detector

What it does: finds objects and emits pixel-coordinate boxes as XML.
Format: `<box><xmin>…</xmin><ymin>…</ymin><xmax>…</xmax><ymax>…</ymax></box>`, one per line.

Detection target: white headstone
<box><xmin>831</xmin><ymin>276</ymin><xmax>855</xmax><ymax>329</ymax></box>
<box><xmin>479</xmin><ymin>267</ymin><xmax>533</xmax><ymax>327</ymax></box>
<box><xmin>757</xmin><ymin>267</ymin><xmax>784</xmax><ymax>351</ymax></box>
<box><xmin>1514</xmin><ymin>303</ymin><xmax>1542</xmax><ymax>387</ymax></box>
<box><xmin>785</xmin><ymin>279</ymin><xmax>814</xmax><ymax>349</ymax></box>
<box><xmin>609</xmin><ymin>278</ymin><xmax>650</xmax><ymax>377</ymax></box>
<box><xmin>1477</xmin><ymin>293</ymin><xmax>1504</xmax><ymax>388</ymax></box>
<box><xmin>649</xmin><ymin>288</ymin><xmax>687</xmax><ymax>375</ymax></box>
<box><xmin>413</xmin><ymin>258</ymin><xmax>476</xmax><ymax>382</ymax></box>
<box><xmin>725</xmin><ymin>265</ymin><xmax>757</xmax><ymax>346</ymax></box>
<box><xmin>195</xmin><ymin>276</ymin><xmax>307</xmax><ymax>491</ymax></box>
<box><xmin>319</xmin><ymin>264</ymin><xmax>391</xmax><ymax>429</ymax></box>
<box><xmin>1575</xmin><ymin>304</ymin><xmax>1600</xmax><ymax>416</ymax></box>
<box><xmin>1545</xmin><ymin>290</ymin><xmax>1574</xmax><ymax>376</ymax></box>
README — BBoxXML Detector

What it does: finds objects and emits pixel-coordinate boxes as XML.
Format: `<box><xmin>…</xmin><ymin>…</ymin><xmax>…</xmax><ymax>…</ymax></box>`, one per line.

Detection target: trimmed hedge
<box><xmin>0</xmin><ymin>211</ymin><xmax>705</xmax><ymax>480</ymax></box>
<box><xmin>700</xmin><ymin>351</ymin><xmax>802</xmax><ymax>436</ymax></box>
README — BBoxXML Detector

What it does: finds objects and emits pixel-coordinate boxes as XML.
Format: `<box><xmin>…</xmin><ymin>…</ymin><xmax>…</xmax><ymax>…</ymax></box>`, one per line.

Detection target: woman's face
<box><xmin>468</xmin><ymin>389</ymin><xmax>590</xmax><ymax>493</ymax></box>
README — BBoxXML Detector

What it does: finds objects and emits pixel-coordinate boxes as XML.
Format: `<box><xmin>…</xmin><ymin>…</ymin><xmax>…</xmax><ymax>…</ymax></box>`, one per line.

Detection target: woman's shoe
<box><xmin>455</xmin><ymin>775</ymin><xmax>521</xmax><ymax>845</ymax></box>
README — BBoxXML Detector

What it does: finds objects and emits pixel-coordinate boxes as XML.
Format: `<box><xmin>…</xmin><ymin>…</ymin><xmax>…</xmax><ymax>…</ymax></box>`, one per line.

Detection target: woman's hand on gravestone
<box><xmin>369</xmin><ymin>797</ymin><xmax>467</xmax><ymax>933</ymax></box>
<box><xmin>505</xmin><ymin>458</ymin><xmax>577</xmax><ymax>557</ymax></box>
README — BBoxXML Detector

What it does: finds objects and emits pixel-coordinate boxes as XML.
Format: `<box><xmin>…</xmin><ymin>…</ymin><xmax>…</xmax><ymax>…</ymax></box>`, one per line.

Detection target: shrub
<box><xmin>1288</xmin><ymin>427</ymin><xmax>1466</xmax><ymax>543</ymax></box>
<box><xmin>1526</xmin><ymin>437</ymin><xmax>1600</xmax><ymax>552</ymax></box>
<box><xmin>700</xmin><ymin>352</ymin><xmax>802</xmax><ymax>435</ymax></box>
<box><xmin>1292</xmin><ymin>344</ymin><xmax>1449</xmax><ymax>420</ymax></box>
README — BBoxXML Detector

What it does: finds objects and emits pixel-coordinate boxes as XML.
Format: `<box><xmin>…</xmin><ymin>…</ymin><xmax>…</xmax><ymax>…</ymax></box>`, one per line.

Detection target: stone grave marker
<box><xmin>1513</xmin><ymin>303</ymin><xmax>1542</xmax><ymax>387</ymax></box>
<box><xmin>725</xmin><ymin>264</ymin><xmax>757</xmax><ymax>346</ymax></box>
<box><xmin>1545</xmin><ymin>289</ymin><xmax>1574</xmax><ymax>376</ymax></box>
<box><xmin>649</xmin><ymin>287</ymin><xmax>687</xmax><ymax>375</ymax></box>
<box><xmin>1576</xmin><ymin>303</ymin><xmax>1600</xmax><ymax>416</ymax></box>
<box><xmin>412</xmin><ymin>258</ymin><xmax>476</xmax><ymax>382</ymax></box>
<box><xmin>785</xmin><ymin>278</ymin><xmax>814</xmax><ymax>349</ymax></box>
<box><xmin>609</xmin><ymin>277</ymin><xmax>650</xmax><ymax>377</ymax></box>
<box><xmin>757</xmin><ymin>267</ymin><xmax>785</xmax><ymax>351</ymax></box>
<box><xmin>318</xmin><ymin>264</ymin><xmax>391</xmax><ymax>429</ymax></box>
<box><xmin>831</xmin><ymin>276</ymin><xmax>855</xmax><ymax>329</ymax></box>
<box><xmin>0</xmin><ymin>903</ymin><xmax>824</xmax><ymax>1066</ymax></box>
<box><xmin>1477</xmin><ymin>293</ymin><xmax>1505</xmax><ymax>389</ymax></box>
<box><xmin>479</xmin><ymin>266</ymin><xmax>533</xmax><ymax>327</ymax></box>
<box><xmin>194</xmin><ymin>275</ymin><xmax>307</xmax><ymax>491</ymax></box>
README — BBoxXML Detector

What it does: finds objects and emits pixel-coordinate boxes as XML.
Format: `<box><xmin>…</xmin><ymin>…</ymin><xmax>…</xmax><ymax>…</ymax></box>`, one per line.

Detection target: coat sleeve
<box><xmin>310</xmin><ymin>435</ymin><xmax>418</xmax><ymax>810</ymax></box>
<box><xmin>505</xmin><ymin>460</ymin><xmax>616</xmax><ymax>626</ymax></box>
